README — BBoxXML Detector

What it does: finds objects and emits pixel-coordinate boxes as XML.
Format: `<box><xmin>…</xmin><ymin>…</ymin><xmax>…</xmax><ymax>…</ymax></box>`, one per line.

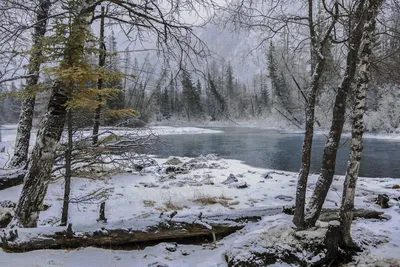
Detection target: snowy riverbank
<box><xmin>0</xmin><ymin>155</ymin><xmax>399</xmax><ymax>266</ymax></box>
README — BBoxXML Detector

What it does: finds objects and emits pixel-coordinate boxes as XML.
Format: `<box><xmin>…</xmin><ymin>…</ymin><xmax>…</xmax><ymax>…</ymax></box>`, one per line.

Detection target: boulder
<box><xmin>206</xmin><ymin>154</ymin><xmax>220</xmax><ymax>160</ymax></box>
<box><xmin>222</xmin><ymin>174</ymin><xmax>238</xmax><ymax>185</ymax></box>
<box><xmin>232</xmin><ymin>182</ymin><xmax>248</xmax><ymax>189</ymax></box>
<box><xmin>165</xmin><ymin>166</ymin><xmax>188</xmax><ymax>174</ymax></box>
<box><xmin>165</xmin><ymin>157</ymin><xmax>182</xmax><ymax>165</ymax></box>
<box><xmin>165</xmin><ymin>242</ymin><xmax>178</xmax><ymax>252</ymax></box>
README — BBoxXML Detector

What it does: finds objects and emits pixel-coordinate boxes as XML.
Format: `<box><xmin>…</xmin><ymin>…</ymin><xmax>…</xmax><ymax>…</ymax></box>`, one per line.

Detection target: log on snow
<box><xmin>1</xmin><ymin>207</ymin><xmax>282</xmax><ymax>252</ymax></box>
<box><xmin>319</xmin><ymin>208</ymin><xmax>385</xmax><ymax>222</ymax></box>
<box><xmin>0</xmin><ymin>169</ymin><xmax>26</xmax><ymax>190</ymax></box>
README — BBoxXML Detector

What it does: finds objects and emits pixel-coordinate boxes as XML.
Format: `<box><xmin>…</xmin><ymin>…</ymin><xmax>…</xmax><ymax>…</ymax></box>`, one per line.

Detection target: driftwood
<box><xmin>0</xmin><ymin>169</ymin><xmax>26</xmax><ymax>190</ymax></box>
<box><xmin>1</xmin><ymin>207</ymin><xmax>281</xmax><ymax>252</ymax></box>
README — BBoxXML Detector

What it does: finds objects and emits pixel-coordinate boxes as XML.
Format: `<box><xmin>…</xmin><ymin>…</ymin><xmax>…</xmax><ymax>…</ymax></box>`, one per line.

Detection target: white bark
<box><xmin>304</xmin><ymin>0</ymin><xmax>368</xmax><ymax>227</ymax></box>
<box><xmin>9</xmin><ymin>0</ymin><xmax>51</xmax><ymax>168</ymax></box>
<box><xmin>339</xmin><ymin>0</ymin><xmax>382</xmax><ymax>247</ymax></box>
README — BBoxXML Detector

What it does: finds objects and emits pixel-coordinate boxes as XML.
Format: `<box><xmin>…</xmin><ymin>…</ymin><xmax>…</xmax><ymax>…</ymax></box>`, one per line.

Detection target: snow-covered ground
<box><xmin>1</xmin><ymin>125</ymin><xmax>400</xmax><ymax>266</ymax></box>
<box><xmin>0</xmin><ymin>155</ymin><xmax>400</xmax><ymax>266</ymax></box>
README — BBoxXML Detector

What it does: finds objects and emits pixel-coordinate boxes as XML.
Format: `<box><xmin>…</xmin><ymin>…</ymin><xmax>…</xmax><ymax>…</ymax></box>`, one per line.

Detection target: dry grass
<box><xmin>155</xmin><ymin>197</ymin><xmax>183</xmax><ymax>212</ymax></box>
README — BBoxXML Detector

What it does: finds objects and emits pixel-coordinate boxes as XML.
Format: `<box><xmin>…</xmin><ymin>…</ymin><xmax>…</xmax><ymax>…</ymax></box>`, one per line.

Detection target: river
<box><xmin>149</xmin><ymin>127</ymin><xmax>400</xmax><ymax>178</ymax></box>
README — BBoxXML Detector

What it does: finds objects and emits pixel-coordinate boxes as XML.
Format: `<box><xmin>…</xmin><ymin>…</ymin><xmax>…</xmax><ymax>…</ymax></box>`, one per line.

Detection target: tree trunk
<box><xmin>293</xmin><ymin>1</ymin><xmax>338</xmax><ymax>229</ymax></box>
<box><xmin>339</xmin><ymin>0</ymin><xmax>382</xmax><ymax>247</ymax></box>
<box><xmin>304</xmin><ymin>0</ymin><xmax>368</xmax><ymax>227</ymax></box>
<box><xmin>2</xmin><ymin>207</ymin><xmax>279</xmax><ymax>252</ymax></box>
<box><xmin>8</xmin><ymin>0</ymin><xmax>51</xmax><ymax>168</ymax></box>
<box><xmin>92</xmin><ymin>6</ymin><xmax>105</xmax><ymax>145</ymax></box>
<box><xmin>293</xmin><ymin>68</ymin><xmax>320</xmax><ymax>228</ymax></box>
<box><xmin>10</xmin><ymin>3</ymin><xmax>95</xmax><ymax>228</ymax></box>
<box><xmin>60</xmin><ymin>110</ymin><xmax>73</xmax><ymax>226</ymax></box>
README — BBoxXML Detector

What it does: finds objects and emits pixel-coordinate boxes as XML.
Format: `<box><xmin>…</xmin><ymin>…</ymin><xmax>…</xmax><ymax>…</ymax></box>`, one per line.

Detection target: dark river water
<box><xmin>149</xmin><ymin>127</ymin><xmax>400</xmax><ymax>178</ymax></box>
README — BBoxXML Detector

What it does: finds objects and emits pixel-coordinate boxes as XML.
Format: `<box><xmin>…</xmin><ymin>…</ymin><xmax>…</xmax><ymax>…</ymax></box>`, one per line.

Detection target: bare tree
<box><xmin>8</xmin><ymin>0</ymin><xmax>51</xmax><ymax>168</ymax></box>
<box><xmin>293</xmin><ymin>0</ymin><xmax>339</xmax><ymax>229</ymax></box>
<box><xmin>304</xmin><ymin>0</ymin><xmax>381</xmax><ymax>227</ymax></box>
<box><xmin>339</xmin><ymin>0</ymin><xmax>383</xmax><ymax>247</ymax></box>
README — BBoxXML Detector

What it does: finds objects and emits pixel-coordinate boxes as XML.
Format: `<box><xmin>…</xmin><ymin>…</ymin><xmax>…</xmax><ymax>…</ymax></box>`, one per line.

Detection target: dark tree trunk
<box><xmin>92</xmin><ymin>6</ymin><xmax>105</xmax><ymax>145</ymax></box>
<box><xmin>61</xmin><ymin>110</ymin><xmax>73</xmax><ymax>226</ymax></box>
<box><xmin>340</xmin><ymin>0</ymin><xmax>382</xmax><ymax>247</ymax></box>
<box><xmin>9</xmin><ymin>0</ymin><xmax>51</xmax><ymax>168</ymax></box>
<box><xmin>304</xmin><ymin>0</ymin><xmax>369</xmax><ymax>227</ymax></box>
<box><xmin>293</xmin><ymin>1</ymin><xmax>338</xmax><ymax>229</ymax></box>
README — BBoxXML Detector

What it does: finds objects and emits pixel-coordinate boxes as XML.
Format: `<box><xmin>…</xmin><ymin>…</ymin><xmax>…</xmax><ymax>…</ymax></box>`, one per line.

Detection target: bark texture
<box><xmin>10</xmin><ymin>1</ymin><xmax>95</xmax><ymax>228</ymax></box>
<box><xmin>9</xmin><ymin>0</ymin><xmax>51</xmax><ymax>168</ymax></box>
<box><xmin>340</xmin><ymin>0</ymin><xmax>382</xmax><ymax>247</ymax></box>
<box><xmin>293</xmin><ymin>1</ymin><xmax>338</xmax><ymax>228</ymax></box>
<box><xmin>304</xmin><ymin>0</ymin><xmax>369</xmax><ymax>227</ymax></box>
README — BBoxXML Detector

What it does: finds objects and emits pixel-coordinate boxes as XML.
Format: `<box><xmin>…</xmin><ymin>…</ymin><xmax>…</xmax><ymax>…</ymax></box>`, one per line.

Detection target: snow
<box><xmin>0</xmin><ymin>155</ymin><xmax>400</xmax><ymax>265</ymax></box>
<box><xmin>1</xmin><ymin>126</ymin><xmax>400</xmax><ymax>266</ymax></box>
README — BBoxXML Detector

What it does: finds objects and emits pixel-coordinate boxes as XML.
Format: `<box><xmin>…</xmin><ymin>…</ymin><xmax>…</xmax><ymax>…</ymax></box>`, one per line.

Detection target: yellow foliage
<box><xmin>104</xmin><ymin>108</ymin><xmax>139</xmax><ymax>119</ymax></box>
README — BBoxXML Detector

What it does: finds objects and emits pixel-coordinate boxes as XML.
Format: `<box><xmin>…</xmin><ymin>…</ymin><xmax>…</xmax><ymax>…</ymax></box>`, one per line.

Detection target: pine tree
<box><xmin>268</xmin><ymin>42</ymin><xmax>292</xmax><ymax>111</ymax></box>
<box><xmin>226</xmin><ymin>62</ymin><xmax>234</xmax><ymax>100</ymax></box>
<box><xmin>181</xmin><ymin>71</ymin><xmax>203</xmax><ymax>121</ymax></box>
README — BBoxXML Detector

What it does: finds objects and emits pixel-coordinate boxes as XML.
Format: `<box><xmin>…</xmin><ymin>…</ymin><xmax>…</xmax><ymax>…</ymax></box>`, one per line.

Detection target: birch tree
<box><xmin>304</xmin><ymin>0</ymin><xmax>382</xmax><ymax>227</ymax></box>
<box><xmin>8</xmin><ymin>0</ymin><xmax>51</xmax><ymax>168</ymax></box>
<box><xmin>293</xmin><ymin>0</ymin><xmax>339</xmax><ymax>229</ymax></box>
<box><xmin>339</xmin><ymin>0</ymin><xmax>383</xmax><ymax>247</ymax></box>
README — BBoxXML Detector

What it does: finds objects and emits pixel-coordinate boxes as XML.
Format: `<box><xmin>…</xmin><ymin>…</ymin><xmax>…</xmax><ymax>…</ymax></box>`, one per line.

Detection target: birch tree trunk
<box><xmin>9</xmin><ymin>0</ymin><xmax>51</xmax><ymax>168</ymax></box>
<box><xmin>304</xmin><ymin>0</ymin><xmax>370</xmax><ymax>228</ymax></box>
<box><xmin>10</xmin><ymin>1</ymin><xmax>95</xmax><ymax>228</ymax></box>
<box><xmin>339</xmin><ymin>0</ymin><xmax>382</xmax><ymax>247</ymax></box>
<box><xmin>293</xmin><ymin>1</ymin><xmax>338</xmax><ymax>229</ymax></box>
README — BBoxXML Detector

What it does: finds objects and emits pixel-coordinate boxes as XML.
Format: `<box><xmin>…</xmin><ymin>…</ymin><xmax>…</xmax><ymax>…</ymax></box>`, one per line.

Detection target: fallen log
<box><xmin>283</xmin><ymin>206</ymin><xmax>386</xmax><ymax>221</ymax></box>
<box><xmin>1</xmin><ymin>206</ymin><xmax>386</xmax><ymax>252</ymax></box>
<box><xmin>319</xmin><ymin>208</ymin><xmax>385</xmax><ymax>222</ymax></box>
<box><xmin>1</xmin><ymin>207</ymin><xmax>282</xmax><ymax>252</ymax></box>
<box><xmin>0</xmin><ymin>169</ymin><xmax>26</xmax><ymax>190</ymax></box>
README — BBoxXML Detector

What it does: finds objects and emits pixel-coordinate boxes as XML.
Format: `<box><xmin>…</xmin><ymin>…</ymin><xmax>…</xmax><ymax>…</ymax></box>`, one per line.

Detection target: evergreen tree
<box><xmin>267</xmin><ymin>42</ymin><xmax>291</xmax><ymax>111</ymax></box>
<box><xmin>105</xmin><ymin>31</ymin><xmax>124</xmax><ymax>114</ymax></box>
<box><xmin>226</xmin><ymin>62</ymin><xmax>234</xmax><ymax>100</ymax></box>
<box><xmin>181</xmin><ymin>71</ymin><xmax>203</xmax><ymax>121</ymax></box>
